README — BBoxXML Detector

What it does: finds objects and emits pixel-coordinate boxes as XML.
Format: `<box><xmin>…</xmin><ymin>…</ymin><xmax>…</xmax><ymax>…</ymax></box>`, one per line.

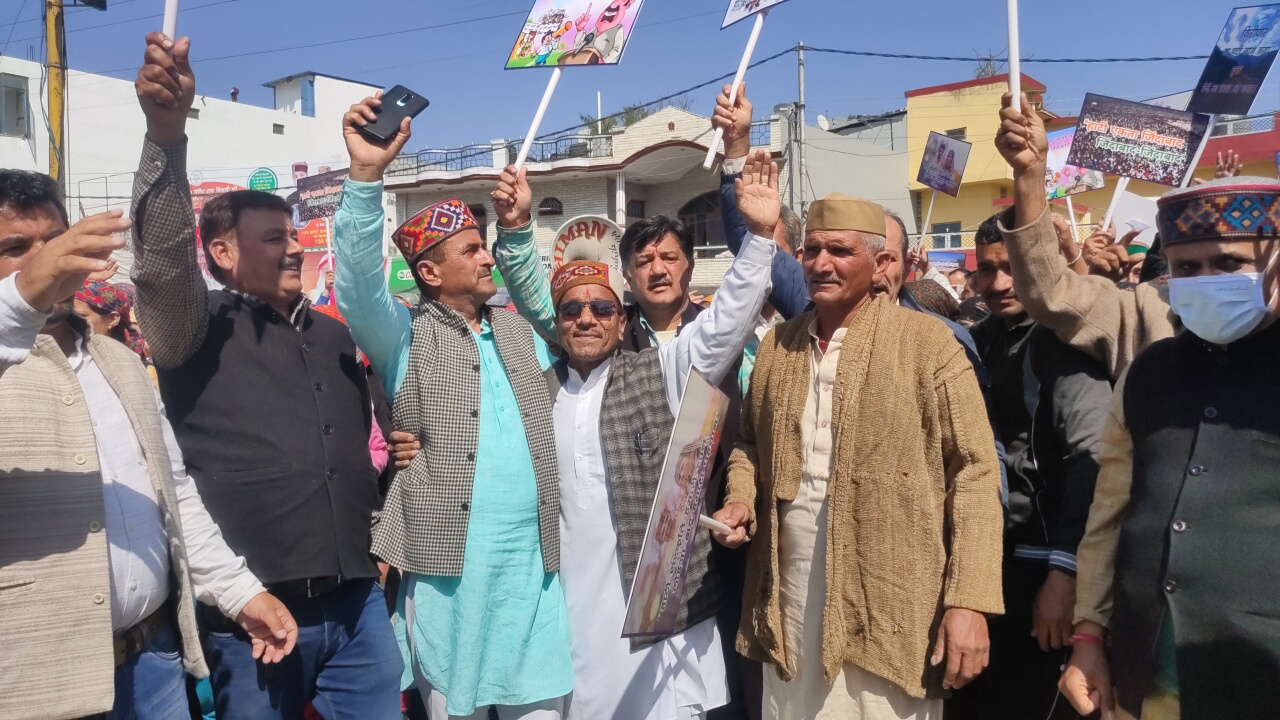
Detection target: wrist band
<box><xmin>1071</xmin><ymin>632</ymin><xmax>1104</xmax><ymax>646</ymax></box>
<box><xmin>1068</xmin><ymin>247</ymin><xmax>1083</xmax><ymax>265</ymax></box>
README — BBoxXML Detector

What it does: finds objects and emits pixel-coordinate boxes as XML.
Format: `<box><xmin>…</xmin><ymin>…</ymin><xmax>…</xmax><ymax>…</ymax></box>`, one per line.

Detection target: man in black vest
<box><xmin>129</xmin><ymin>33</ymin><xmax>401</xmax><ymax>718</ymax></box>
<box><xmin>1059</xmin><ymin>176</ymin><xmax>1280</xmax><ymax>720</ymax></box>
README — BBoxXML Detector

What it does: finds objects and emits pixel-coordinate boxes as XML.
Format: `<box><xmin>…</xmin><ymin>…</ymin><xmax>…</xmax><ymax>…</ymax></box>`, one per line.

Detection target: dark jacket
<box><xmin>971</xmin><ymin>315</ymin><xmax>1111</xmax><ymax>573</ymax></box>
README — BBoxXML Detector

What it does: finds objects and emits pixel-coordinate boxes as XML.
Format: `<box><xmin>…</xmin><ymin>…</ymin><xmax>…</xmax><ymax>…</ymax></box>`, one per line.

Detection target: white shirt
<box><xmin>554</xmin><ymin>230</ymin><xmax>775</xmax><ymax>720</ymax></box>
<box><xmin>0</xmin><ymin>274</ymin><xmax>265</xmax><ymax>630</ymax></box>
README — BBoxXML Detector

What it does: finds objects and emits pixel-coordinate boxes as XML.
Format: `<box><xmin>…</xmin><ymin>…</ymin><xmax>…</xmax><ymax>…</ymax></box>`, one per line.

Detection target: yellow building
<box><xmin>904</xmin><ymin>73</ymin><xmax>1280</xmax><ymax>266</ymax></box>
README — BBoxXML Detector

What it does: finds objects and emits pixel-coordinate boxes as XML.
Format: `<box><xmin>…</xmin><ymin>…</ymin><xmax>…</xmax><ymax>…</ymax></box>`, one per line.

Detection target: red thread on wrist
<box><xmin>1071</xmin><ymin>632</ymin><xmax>1104</xmax><ymax>646</ymax></box>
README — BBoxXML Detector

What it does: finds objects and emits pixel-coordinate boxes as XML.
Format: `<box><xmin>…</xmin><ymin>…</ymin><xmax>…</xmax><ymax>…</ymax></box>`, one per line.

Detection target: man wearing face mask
<box><xmin>1058</xmin><ymin>176</ymin><xmax>1280</xmax><ymax>720</ymax></box>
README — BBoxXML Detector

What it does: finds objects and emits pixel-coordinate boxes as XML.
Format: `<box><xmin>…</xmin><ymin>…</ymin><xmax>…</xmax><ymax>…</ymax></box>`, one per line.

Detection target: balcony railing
<box><xmin>506</xmin><ymin>135</ymin><xmax>614</xmax><ymax>165</ymax></box>
<box><xmin>387</xmin><ymin>144</ymin><xmax>495</xmax><ymax>177</ymax></box>
<box><xmin>1211</xmin><ymin>113</ymin><xmax>1275</xmax><ymax>138</ymax></box>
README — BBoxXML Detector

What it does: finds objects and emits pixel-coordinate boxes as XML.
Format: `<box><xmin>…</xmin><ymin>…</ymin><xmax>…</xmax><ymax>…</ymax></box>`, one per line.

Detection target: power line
<box><xmin>1</xmin><ymin>0</ymin><xmax>32</xmax><ymax>57</ymax></box>
<box><xmin>6</xmin><ymin>0</ymin><xmax>238</xmax><ymax>46</ymax></box>
<box><xmin>804</xmin><ymin>46</ymin><xmax>1208</xmax><ymax>64</ymax></box>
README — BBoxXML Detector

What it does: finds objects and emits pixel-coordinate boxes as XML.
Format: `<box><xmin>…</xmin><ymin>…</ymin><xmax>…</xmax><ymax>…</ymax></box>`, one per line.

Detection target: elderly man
<box><xmin>493</xmin><ymin>149</ymin><xmax>777</xmax><ymax>720</ymax></box>
<box><xmin>129</xmin><ymin>35</ymin><xmax>400</xmax><ymax>718</ymax></box>
<box><xmin>333</xmin><ymin>97</ymin><xmax>572</xmax><ymax>720</ymax></box>
<box><xmin>994</xmin><ymin>92</ymin><xmax>1176</xmax><ymax>379</ymax></box>
<box><xmin>0</xmin><ymin>169</ymin><xmax>297</xmax><ymax>719</ymax></box>
<box><xmin>1059</xmin><ymin>177</ymin><xmax>1280</xmax><ymax>720</ymax></box>
<box><xmin>711</xmin><ymin>191</ymin><xmax>1005</xmax><ymax>720</ymax></box>
<box><xmin>963</xmin><ymin>210</ymin><xmax>1112</xmax><ymax>720</ymax></box>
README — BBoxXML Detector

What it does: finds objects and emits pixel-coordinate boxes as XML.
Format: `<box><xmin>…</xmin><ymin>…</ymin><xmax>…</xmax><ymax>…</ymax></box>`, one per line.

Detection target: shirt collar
<box><xmin>806</xmin><ymin>317</ymin><xmax>847</xmax><ymax>356</ymax></box>
<box><xmin>225</xmin><ymin>289</ymin><xmax>310</xmax><ymax>329</ymax></box>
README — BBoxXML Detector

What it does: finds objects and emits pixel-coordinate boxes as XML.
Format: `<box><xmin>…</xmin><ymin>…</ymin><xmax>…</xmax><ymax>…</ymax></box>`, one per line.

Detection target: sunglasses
<box><xmin>558</xmin><ymin>299</ymin><xmax>618</xmax><ymax>320</ymax></box>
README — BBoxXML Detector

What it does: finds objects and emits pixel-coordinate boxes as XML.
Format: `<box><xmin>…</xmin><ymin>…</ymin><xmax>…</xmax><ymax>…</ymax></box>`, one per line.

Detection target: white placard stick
<box><xmin>703</xmin><ymin>11</ymin><xmax>767</xmax><ymax>170</ymax></box>
<box><xmin>917</xmin><ymin>190</ymin><xmax>937</xmax><ymax>251</ymax></box>
<box><xmin>1065</xmin><ymin>195</ymin><xmax>1080</xmax><ymax>243</ymax></box>
<box><xmin>1100</xmin><ymin>177</ymin><xmax>1130</xmax><ymax>234</ymax></box>
<box><xmin>1180</xmin><ymin>114</ymin><xmax>1218</xmax><ymax>189</ymax></box>
<box><xmin>163</xmin><ymin>0</ymin><xmax>179</xmax><ymax>39</ymax></box>
<box><xmin>514</xmin><ymin>67</ymin><xmax>563</xmax><ymax>172</ymax></box>
<box><xmin>1006</xmin><ymin>0</ymin><xmax>1021</xmax><ymax>102</ymax></box>
<box><xmin>699</xmin><ymin>515</ymin><xmax>733</xmax><ymax>536</ymax></box>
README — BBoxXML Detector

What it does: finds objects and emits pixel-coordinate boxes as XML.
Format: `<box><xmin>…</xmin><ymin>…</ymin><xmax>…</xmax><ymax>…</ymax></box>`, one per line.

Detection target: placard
<box><xmin>552</xmin><ymin>215</ymin><xmax>623</xmax><ymax>271</ymax></box>
<box><xmin>722</xmin><ymin>0</ymin><xmax>790</xmax><ymax>28</ymax></box>
<box><xmin>296</xmin><ymin>169</ymin><xmax>349</xmax><ymax>223</ymax></box>
<box><xmin>623</xmin><ymin>369</ymin><xmax>730</xmax><ymax>638</ymax></box>
<box><xmin>507</xmin><ymin>0</ymin><xmax>648</xmax><ymax>68</ymax></box>
<box><xmin>1188</xmin><ymin>5</ymin><xmax>1280</xmax><ymax>115</ymax></box>
<box><xmin>1066</xmin><ymin>94</ymin><xmax>1211</xmax><ymax>188</ymax></box>
<box><xmin>917</xmin><ymin>132</ymin><xmax>972</xmax><ymax>197</ymax></box>
<box><xmin>1045</xmin><ymin>127</ymin><xmax>1105</xmax><ymax>200</ymax></box>
<box><xmin>1111</xmin><ymin>192</ymin><xmax>1158</xmax><ymax>251</ymax></box>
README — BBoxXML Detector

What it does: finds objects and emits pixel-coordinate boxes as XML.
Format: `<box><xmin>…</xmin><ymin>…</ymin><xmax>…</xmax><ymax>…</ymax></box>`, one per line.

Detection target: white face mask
<box><xmin>1168</xmin><ymin>272</ymin><xmax>1269</xmax><ymax>345</ymax></box>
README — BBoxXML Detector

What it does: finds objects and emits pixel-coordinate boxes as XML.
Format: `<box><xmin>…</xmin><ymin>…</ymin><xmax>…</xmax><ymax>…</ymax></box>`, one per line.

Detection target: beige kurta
<box><xmin>762</xmin><ymin>321</ymin><xmax>942</xmax><ymax>720</ymax></box>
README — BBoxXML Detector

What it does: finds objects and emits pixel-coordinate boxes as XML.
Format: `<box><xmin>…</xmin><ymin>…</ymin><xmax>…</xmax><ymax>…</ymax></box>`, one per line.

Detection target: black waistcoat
<box><xmin>1115</xmin><ymin>322</ymin><xmax>1280</xmax><ymax>720</ymax></box>
<box><xmin>158</xmin><ymin>291</ymin><xmax>379</xmax><ymax>584</ymax></box>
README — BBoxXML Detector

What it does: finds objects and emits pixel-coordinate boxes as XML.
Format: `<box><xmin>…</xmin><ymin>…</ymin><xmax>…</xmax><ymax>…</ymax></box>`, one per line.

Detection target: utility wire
<box><xmin>804</xmin><ymin>46</ymin><xmax>1209</xmax><ymax>64</ymax></box>
<box><xmin>6</xmin><ymin>0</ymin><xmax>239</xmax><ymax>46</ymax></box>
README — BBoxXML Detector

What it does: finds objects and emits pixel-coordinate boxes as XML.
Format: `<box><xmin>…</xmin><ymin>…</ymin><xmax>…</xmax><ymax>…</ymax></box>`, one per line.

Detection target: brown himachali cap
<box><xmin>806</xmin><ymin>193</ymin><xmax>888</xmax><ymax>237</ymax></box>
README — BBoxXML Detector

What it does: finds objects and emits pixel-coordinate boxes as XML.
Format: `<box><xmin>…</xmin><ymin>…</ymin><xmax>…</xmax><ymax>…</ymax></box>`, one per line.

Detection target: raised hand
<box><xmin>1216</xmin><ymin>150</ymin><xmax>1242</xmax><ymax>179</ymax></box>
<box><xmin>576</xmin><ymin>4</ymin><xmax>593</xmax><ymax>31</ymax></box>
<box><xmin>491</xmin><ymin>165</ymin><xmax>532</xmax><ymax>229</ymax></box>
<box><xmin>235</xmin><ymin>592</ymin><xmax>299</xmax><ymax>665</ymax></box>
<box><xmin>996</xmin><ymin>92</ymin><xmax>1048</xmax><ymax>176</ymax></box>
<box><xmin>344</xmin><ymin>93</ymin><xmax>413</xmax><ymax>183</ymax></box>
<box><xmin>15</xmin><ymin>211</ymin><xmax>130</xmax><ymax>313</ymax></box>
<box><xmin>711</xmin><ymin>82</ymin><xmax>753</xmax><ymax>160</ymax></box>
<box><xmin>734</xmin><ymin>149</ymin><xmax>781</xmax><ymax>238</ymax></box>
<box><xmin>135</xmin><ymin>33</ymin><xmax>196</xmax><ymax>147</ymax></box>
<box><xmin>85</xmin><ymin>257</ymin><xmax>120</xmax><ymax>284</ymax></box>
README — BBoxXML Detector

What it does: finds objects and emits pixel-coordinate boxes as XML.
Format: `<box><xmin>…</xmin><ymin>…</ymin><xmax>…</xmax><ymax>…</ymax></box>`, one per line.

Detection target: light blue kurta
<box><xmin>333</xmin><ymin>181</ymin><xmax>570</xmax><ymax>715</ymax></box>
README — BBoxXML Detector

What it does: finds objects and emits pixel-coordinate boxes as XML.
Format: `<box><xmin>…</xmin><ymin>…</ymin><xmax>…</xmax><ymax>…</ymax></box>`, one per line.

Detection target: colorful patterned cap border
<box><xmin>1157</xmin><ymin>178</ymin><xmax>1280</xmax><ymax>246</ymax></box>
<box><xmin>551</xmin><ymin>260</ymin><xmax>618</xmax><ymax>306</ymax></box>
<box><xmin>393</xmin><ymin>199</ymin><xmax>478</xmax><ymax>260</ymax></box>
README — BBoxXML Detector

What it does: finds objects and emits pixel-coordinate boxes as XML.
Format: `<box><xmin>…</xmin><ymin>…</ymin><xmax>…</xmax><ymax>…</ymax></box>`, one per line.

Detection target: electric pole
<box><xmin>796</xmin><ymin>41</ymin><xmax>806</xmax><ymax>220</ymax></box>
<box><xmin>46</xmin><ymin>0</ymin><xmax>66</xmax><ymax>190</ymax></box>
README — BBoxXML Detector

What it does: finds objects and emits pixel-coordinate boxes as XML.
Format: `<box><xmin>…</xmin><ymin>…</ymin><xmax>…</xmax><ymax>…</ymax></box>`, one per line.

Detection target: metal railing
<box><xmin>1210</xmin><ymin>113</ymin><xmax>1275</xmax><ymax>138</ymax></box>
<box><xmin>908</xmin><ymin>224</ymin><xmax>1105</xmax><ymax>251</ymax></box>
<box><xmin>506</xmin><ymin>135</ymin><xmax>613</xmax><ymax>165</ymax></box>
<box><xmin>387</xmin><ymin>144</ymin><xmax>494</xmax><ymax>177</ymax></box>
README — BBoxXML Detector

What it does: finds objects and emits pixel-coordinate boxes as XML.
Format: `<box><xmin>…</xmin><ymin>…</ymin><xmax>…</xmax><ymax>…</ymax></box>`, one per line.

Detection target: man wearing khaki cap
<box><xmin>712</xmin><ymin>192</ymin><xmax>1005</xmax><ymax>719</ymax></box>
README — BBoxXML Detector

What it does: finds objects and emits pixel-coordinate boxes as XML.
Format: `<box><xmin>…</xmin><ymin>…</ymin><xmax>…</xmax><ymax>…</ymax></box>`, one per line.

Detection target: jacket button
<box><xmin>1203</xmin><ymin>407</ymin><xmax>1217</xmax><ymax>419</ymax></box>
<box><xmin>1163</xmin><ymin>579</ymin><xmax>1178</xmax><ymax>593</ymax></box>
<box><xmin>1172</xmin><ymin>520</ymin><xmax>1187</xmax><ymax>533</ymax></box>
<box><xmin>62</xmin><ymin>394</ymin><xmax>75</xmax><ymax>405</ymax></box>
<box><xmin>323</xmin><ymin>425</ymin><xmax>333</xmax><ymax>435</ymax></box>
<box><xmin>314</xmin><ymin>383</ymin><xmax>324</xmax><ymax>392</ymax></box>
<box><xmin>74</xmin><ymin>454</ymin><xmax>86</xmax><ymax>465</ymax></box>
<box><xmin>472</xmin><ymin>364</ymin><xmax>480</xmax><ymax>372</ymax></box>
<box><xmin>460</xmin><ymin>502</ymin><xmax>470</xmax><ymax>512</ymax></box>
<box><xmin>89</xmin><ymin>521</ymin><xmax>102</xmax><ymax>532</ymax></box>
<box><xmin>92</xmin><ymin>593</ymin><xmax>105</xmax><ymax>604</ymax></box>
<box><xmin>470</xmin><ymin>410</ymin><xmax>479</xmax><ymax>418</ymax></box>
<box><xmin>326</xmin><ymin>469</ymin><xmax>336</xmax><ymax>480</ymax></box>
<box><xmin>1188</xmin><ymin>465</ymin><xmax>1204</xmax><ymax>477</ymax></box>
<box><xmin>466</xmin><ymin>452</ymin><xmax>476</xmax><ymax>461</ymax></box>
<box><xmin>302</xmin><ymin>343</ymin><xmax>311</xmax><ymax>353</ymax></box>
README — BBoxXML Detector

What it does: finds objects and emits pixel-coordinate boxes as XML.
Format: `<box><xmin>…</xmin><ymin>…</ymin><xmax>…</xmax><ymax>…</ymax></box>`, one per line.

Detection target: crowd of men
<box><xmin>1</xmin><ymin>30</ymin><xmax>1278</xmax><ymax>720</ymax></box>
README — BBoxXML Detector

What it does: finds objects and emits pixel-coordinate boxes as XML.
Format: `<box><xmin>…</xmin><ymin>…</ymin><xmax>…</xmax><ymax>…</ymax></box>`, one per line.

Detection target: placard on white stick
<box><xmin>703</xmin><ymin>12</ymin><xmax>767</xmax><ymax>170</ymax></box>
<box><xmin>163</xmin><ymin>0</ymin><xmax>179</xmax><ymax>39</ymax></box>
<box><xmin>1006</xmin><ymin>0</ymin><xmax>1020</xmax><ymax>101</ymax></box>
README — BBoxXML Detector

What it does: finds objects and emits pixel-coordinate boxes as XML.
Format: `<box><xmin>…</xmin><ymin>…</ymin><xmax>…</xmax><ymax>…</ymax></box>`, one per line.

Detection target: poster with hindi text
<box><xmin>295</xmin><ymin>169</ymin><xmax>349</xmax><ymax>223</ymax></box>
<box><xmin>1066</xmin><ymin>94</ymin><xmax>1211</xmax><ymax>188</ymax></box>
<box><xmin>623</xmin><ymin>369</ymin><xmax>729</xmax><ymax>638</ymax></box>
<box><xmin>917</xmin><ymin>132</ymin><xmax>971</xmax><ymax>197</ymax></box>
<box><xmin>722</xmin><ymin>0</ymin><xmax>790</xmax><ymax>28</ymax></box>
<box><xmin>1188</xmin><ymin>5</ymin><xmax>1280</xmax><ymax>115</ymax></box>
<box><xmin>507</xmin><ymin>0</ymin><xmax>648</xmax><ymax>68</ymax></box>
<box><xmin>1045</xmin><ymin>128</ymin><xmax>1105</xmax><ymax>200</ymax></box>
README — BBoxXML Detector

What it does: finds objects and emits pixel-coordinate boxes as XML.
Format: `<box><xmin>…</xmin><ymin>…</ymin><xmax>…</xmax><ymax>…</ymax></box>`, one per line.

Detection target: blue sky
<box><xmin>0</xmin><ymin>0</ymin><xmax>1264</xmax><ymax>152</ymax></box>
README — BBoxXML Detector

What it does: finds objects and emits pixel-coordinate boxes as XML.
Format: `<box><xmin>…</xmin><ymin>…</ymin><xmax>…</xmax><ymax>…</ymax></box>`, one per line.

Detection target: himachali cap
<box><xmin>551</xmin><ymin>260</ymin><xmax>623</xmax><ymax>307</ymax></box>
<box><xmin>1157</xmin><ymin>176</ymin><xmax>1280</xmax><ymax>246</ymax></box>
<box><xmin>806</xmin><ymin>193</ymin><xmax>888</xmax><ymax>237</ymax></box>
<box><xmin>394</xmin><ymin>199</ymin><xmax>479</xmax><ymax>261</ymax></box>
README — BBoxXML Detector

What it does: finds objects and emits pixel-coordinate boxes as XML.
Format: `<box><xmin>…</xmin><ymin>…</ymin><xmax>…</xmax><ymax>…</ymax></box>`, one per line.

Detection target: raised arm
<box><xmin>660</xmin><ymin>150</ymin><xmax>776</xmax><ymax>409</ymax></box>
<box><xmin>492</xmin><ymin>164</ymin><xmax>558</xmax><ymax>343</ymax></box>
<box><xmin>712</xmin><ymin>83</ymin><xmax>810</xmax><ymax>319</ymax></box>
<box><xmin>129</xmin><ymin>33</ymin><xmax>208</xmax><ymax>369</ymax></box>
<box><xmin>334</xmin><ymin>94</ymin><xmax>415</xmax><ymax>400</ymax></box>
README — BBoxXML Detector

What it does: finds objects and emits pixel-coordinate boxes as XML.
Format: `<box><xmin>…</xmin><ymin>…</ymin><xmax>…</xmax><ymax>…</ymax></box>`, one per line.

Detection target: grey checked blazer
<box><xmin>374</xmin><ymin>300</ymin><xmax>559</xmax><ymax>577</ymax></box>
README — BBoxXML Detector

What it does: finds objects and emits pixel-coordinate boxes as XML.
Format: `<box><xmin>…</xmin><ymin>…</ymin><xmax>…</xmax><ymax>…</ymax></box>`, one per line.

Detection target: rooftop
<box><xmin>262</xmin><ymin>71</ymin><xmax>380</xmax><ymax>89</ymax></box>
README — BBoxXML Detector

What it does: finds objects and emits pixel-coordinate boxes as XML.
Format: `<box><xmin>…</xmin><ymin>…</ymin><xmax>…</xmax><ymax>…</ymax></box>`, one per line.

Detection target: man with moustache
<box><xmin>493</xmin><ymin>148</ymin><xmax>777</xmax><ymax>720</ymax></box>
<box><xmin>129</xmin><ymin>33</ymin><xmax>400</xmax><ymax>718</ymax></box>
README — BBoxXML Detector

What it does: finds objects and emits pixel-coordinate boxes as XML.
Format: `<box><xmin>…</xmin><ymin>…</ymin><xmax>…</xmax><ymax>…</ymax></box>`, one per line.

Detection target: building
<box><xmin>385</xmin><ymin>105</ymin><xmax>916</xmax><ymax>293</ymax></box>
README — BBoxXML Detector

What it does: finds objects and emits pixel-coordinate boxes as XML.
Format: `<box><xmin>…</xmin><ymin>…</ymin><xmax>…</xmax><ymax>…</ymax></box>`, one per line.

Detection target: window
<box><xmin>273</xmin><ymin>123</ymin><xmax>285</xmax><ymax>135</ymax></box>
<box><xmin>187</xmin><ymin>108</ymin><xmax>200</xmax><ymax>120</ymax></box>
<box><xmin>0</xmin><ymin>74</ymin><xmax>28</xmax><ymax>138</ymax></box>
<box><xmin>301</xmin><ymin>78</ymin><xmax>315</xmax><ymax>118</ymax></box>
<box><xmin>678</xmin><ymin>192</ymin><xmax>725</xmax><ymax>256</ymax></box>
<box><xmin>468</xmin><ymin>205</ymin><xmax>488</xmax><ymax>242</ymax></box>
<box><xmin>930</xmin><ymin>222</ymin><xmax>962</xmax><ymax>250</ymax></box>
<box><xmin>537</xmin><ymin>197</ymin><xmax>563</xmax><ymax>216</ymax></box>
<box><xmin>626</xmin><ymin>199</ymin><xmax>645</xmax><ymax>218</ymax></box>
<box><xmin>945</xmin><ymin>128</ymin><xmax>966</xmax><ymax>141</ymax></box>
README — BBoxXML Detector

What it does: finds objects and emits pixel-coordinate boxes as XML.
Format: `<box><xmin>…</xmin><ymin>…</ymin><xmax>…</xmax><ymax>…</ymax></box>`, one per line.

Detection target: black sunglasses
<box><xmin>558</xmin><ymin>299</ymin><xmax>618</xmax><ymax>320</ymax></box>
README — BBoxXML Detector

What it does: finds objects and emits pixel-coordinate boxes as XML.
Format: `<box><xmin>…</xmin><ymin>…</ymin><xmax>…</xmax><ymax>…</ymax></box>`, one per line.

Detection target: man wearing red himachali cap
<box><xmin>491</xmin><ymin>151</ymin><xmax>777</xmax><ymax>720</ymax></box>
<box><xmin>332</xmin><ymin>96</ymin><xmax>572</xmax><ymax>718</ymax></box>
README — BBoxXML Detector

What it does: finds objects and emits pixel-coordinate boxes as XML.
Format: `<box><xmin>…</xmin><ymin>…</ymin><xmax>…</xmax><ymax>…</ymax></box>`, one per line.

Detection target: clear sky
<box><xmin>0</xmin><ymin>0</ymin><xmax>1263</xmax><ymax>153</ymax></box>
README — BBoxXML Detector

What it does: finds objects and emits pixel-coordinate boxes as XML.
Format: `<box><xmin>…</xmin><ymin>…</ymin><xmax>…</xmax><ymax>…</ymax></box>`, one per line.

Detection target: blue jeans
<box><xmin>108</xmin><ymin>622</ymin><xmax>189</xmax><ymax>720</ymax></box>
<box><xmin>202</xmin><ymin>579</ymin><xmax>403</xmax><ymax>720</ymax></box>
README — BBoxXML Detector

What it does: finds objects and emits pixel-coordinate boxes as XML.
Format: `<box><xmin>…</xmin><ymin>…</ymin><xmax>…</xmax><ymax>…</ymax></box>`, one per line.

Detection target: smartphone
<box><xmin>360</xmin><ymin>85</ymin><xmax>429</xmax><ymax>143</ymax></box>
